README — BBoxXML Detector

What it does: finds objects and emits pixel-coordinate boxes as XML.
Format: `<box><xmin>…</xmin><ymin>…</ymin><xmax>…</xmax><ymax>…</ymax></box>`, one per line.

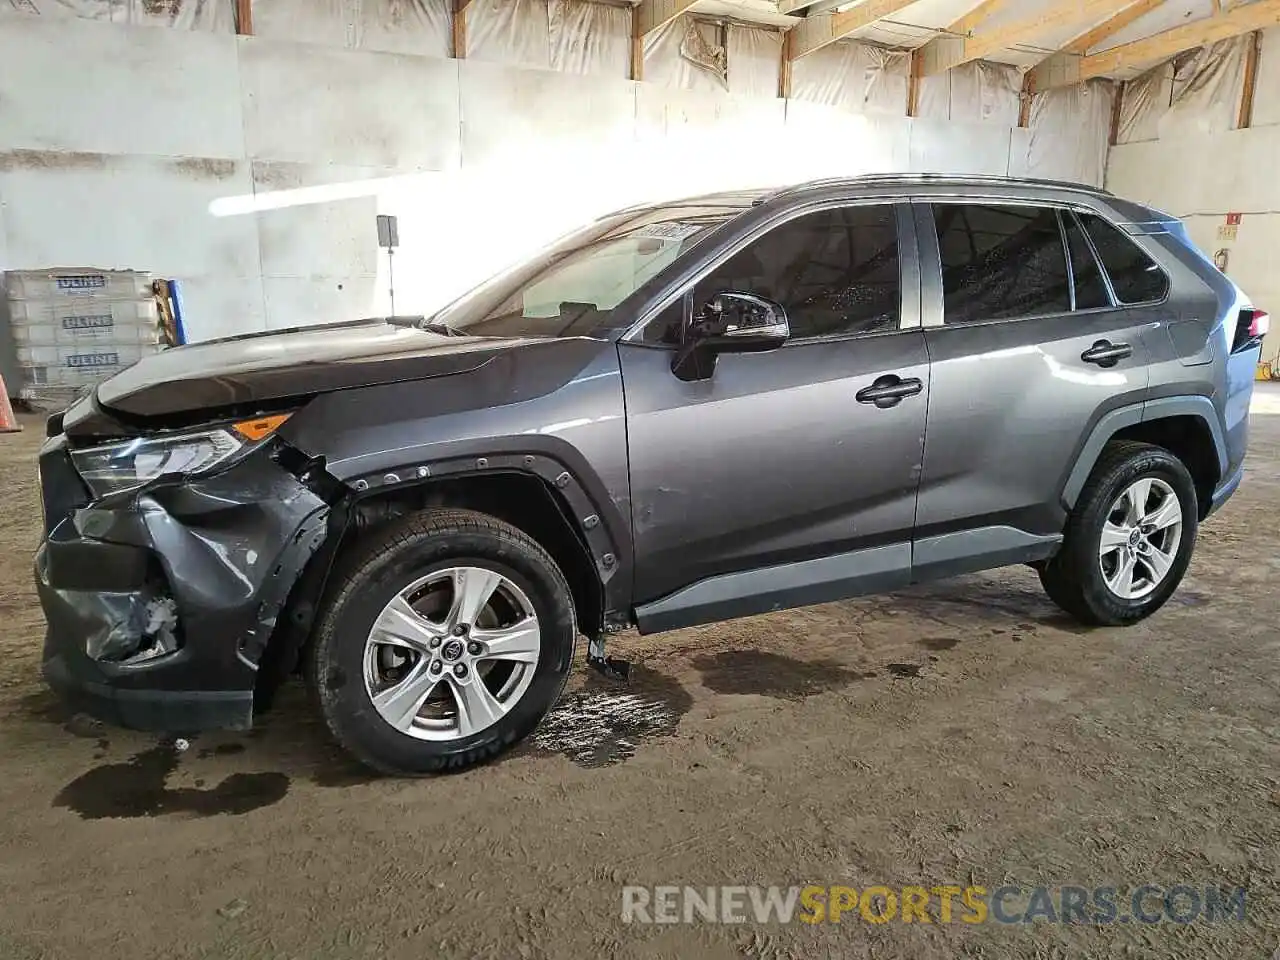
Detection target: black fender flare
<box><xmin>336</xmin><ymin>444</ymin><xmax>631</xmax><ymax>619</ymax></box>
<box><xmin>1059</xmin><ymin>395</ymin><xmax>1227</xmax><ymax>511</ymax></box>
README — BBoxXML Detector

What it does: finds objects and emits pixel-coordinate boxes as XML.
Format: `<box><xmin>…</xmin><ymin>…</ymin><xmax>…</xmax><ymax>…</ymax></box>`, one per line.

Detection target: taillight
<box><xmin>1233</xmin><ymin>307</ymin><xmax>1269</xmax><ymax>351</ymax></box>
<box><xmin>1248</xmin><ymin>309</ymin><xmax>1269</xmax><ymax>338</ymax></box>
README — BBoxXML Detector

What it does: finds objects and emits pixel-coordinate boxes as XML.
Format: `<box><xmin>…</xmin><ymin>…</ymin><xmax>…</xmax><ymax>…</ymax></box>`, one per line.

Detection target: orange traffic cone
<box><xmin>0</xmin><ymin>375</ymin><xmax>22</xmax><ymax>433</ymax></box>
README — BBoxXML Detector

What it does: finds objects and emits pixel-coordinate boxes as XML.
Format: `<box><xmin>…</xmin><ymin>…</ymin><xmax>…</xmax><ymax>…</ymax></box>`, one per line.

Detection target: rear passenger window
<box><xmin>1079</xmin><ymin>213</ymin><xmax>1169</xmax><ymax>304</ymax></box>
<box><xmin>1063</xmin><ymin>213</ymin><xmax>1111</xmax><ymax>309</ymax></box>
<box><xmin>933</xmin><ymin>204</ymin><xmax>1071</xmax><ymax>325</ymax></box>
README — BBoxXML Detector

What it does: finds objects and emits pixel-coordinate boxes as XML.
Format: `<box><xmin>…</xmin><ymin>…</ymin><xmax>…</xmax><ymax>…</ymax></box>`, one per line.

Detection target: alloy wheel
<box><xmin>1098</xmin><ymin>477</ymin><xmax>1183</xmax><ymax>601</ymax></box>
<box><xmin>362</xmin><ymin>566</ymin><xmax>541</xmax><ymax>740</ymax></box>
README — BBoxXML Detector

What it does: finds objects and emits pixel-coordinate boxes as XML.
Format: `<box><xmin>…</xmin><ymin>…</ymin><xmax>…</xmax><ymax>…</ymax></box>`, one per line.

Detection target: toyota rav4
<box><xmin>35</xmin><ymin>175</ymin><xmax>1265</xmax><ymax>775</ymax></box>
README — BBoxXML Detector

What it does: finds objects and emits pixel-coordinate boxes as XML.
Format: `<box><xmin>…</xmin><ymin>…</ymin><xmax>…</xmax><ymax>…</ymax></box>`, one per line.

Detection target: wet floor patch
<box><xmin>919</xmin><ymin>637</ymin><xmax>958</xmax><ymax>651</ymax></box>
<box><xmin>528</xmin><ymin>664</ymin><xmax>693</xmax><ymax>769</ymax></box>
<box><xmin>197</xmin><ymin>743</ymin><xmax>246</xmax><ymax>759</ymax></box>
<box><xmin>692</xmin><ymin>650</ymin><xmax>873</xmax><ymax>700</ymax></box>
<box><xmin>54</xmin><ymin>746</ymin><xmax>289</xmax><ymax>820</ymax></box>
<box><xmin>13</xmin><ymin>689</ymin><xmax>68</xmax><ymax>723</ymax></box>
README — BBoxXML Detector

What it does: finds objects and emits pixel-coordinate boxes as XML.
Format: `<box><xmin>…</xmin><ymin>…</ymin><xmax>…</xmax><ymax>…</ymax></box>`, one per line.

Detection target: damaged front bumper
<box><xmin>36</xmin><ymin>434</ymin><xmax>330</xmax><ymax>732</ymax></box>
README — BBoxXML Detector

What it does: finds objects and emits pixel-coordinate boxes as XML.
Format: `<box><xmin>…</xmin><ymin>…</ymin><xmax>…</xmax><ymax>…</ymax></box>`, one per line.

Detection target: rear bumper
<box><xmin>1206</xmin><ymin>460</ymin><xmax>1244</xmax><ymax>518</ymax></box>
<box><xmin>35</xmin><ymin>437</ymin><xmax>330</xmax><ymax>733</ymax></box>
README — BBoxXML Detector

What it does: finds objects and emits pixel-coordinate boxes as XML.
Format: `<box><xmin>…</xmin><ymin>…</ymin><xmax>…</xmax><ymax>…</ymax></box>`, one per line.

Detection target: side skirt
<box><xmin>632</xmin><ymin>526</ymin><xmax>1062</xmax><ymax>635</ymax></box>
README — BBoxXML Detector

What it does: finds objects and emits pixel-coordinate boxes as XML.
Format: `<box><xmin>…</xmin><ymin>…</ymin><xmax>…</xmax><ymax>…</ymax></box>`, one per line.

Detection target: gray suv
<box><xmin>35</xmin><ymin>175</ymin><xmax>1265</xmax><ymax>775</ymax></box>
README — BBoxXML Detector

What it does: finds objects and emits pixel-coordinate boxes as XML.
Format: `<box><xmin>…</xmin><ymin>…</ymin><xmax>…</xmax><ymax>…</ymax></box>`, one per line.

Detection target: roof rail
<box><xmin>758</xmin><ymin>173</ymin><xmax>1113</xmax><ymax>204</ymax></box>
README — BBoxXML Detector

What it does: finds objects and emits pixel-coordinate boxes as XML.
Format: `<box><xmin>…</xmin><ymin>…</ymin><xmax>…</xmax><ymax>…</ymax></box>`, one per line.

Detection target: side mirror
<box><xmin>671</xmin><ymin>292</ymin><xmax>790</xmax><ymax>381</ymax></box>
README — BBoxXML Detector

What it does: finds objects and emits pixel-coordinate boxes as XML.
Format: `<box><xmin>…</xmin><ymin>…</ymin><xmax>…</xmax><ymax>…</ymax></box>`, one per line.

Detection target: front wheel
<box><xmin>309</xmin><ymin>508</ymin><xmax>577</xmax><ymax>775</ymax></box>
<box><xmin>1040</xmin><ymin>441</ymin><xmax>1198</xmax><ymax>626</ymax></box>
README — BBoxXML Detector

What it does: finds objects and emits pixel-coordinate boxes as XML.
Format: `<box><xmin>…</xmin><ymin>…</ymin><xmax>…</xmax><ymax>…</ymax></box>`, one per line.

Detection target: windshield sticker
<box><xmin>631</xmin><ymin>222</ymin><xmax>704</xmax><ymax>242</ymax></box>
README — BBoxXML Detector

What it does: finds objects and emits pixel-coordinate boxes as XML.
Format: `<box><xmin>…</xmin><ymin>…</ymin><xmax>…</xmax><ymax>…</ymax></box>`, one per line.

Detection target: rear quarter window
<box><xmin>1079</xmin><ymin>213</ymin><xmax>1170</xmax><ymax>304</ymax></box>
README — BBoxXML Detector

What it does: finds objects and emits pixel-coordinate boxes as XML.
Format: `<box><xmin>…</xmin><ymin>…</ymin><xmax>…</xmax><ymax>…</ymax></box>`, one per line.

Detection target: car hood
<box><xmin>94</xmin><ymin>317</ymin><xmax>534</xmax><ymax>419</ymax></box>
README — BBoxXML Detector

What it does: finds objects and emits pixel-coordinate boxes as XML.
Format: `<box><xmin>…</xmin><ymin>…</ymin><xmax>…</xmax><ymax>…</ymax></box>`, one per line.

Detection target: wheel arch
<box><xmin>253</xmin><ymin>461</ymin><xmax>619</xmax><ymax>713</ymax></box>
<box><xmin>1061</xmin><ymin>396</ymin><xmax>1227</xmax><ymax>520</ymax></box>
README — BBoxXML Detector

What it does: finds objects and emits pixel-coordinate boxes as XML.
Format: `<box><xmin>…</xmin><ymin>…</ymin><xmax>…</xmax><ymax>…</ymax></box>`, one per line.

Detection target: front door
<box><xmin>911</xmin><ymin>200</ymin><xmax>1154</xmax><ymax>578</ymax></box>
<box><xmin>618</xmin><ymin>202</ymin><xmax>930</xmax><ymax>632</ymax></box>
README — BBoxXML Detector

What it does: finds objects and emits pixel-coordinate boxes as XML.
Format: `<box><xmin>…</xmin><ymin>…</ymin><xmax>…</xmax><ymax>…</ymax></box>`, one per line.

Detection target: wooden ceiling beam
<box><xmin>777</xmin><ymin>0</ymin><xmax>825</xmax><ymax>13</ymax></box>
<box><xmin>788</xmin><ymin>0</ymin><xmax>921</xmax><ymax>59</ymax></box>
<box><xmin>634</xmin><ymin>0</ymin><xmax>699</xmax><ymax>38</ymax></box>
<box><xmin>1060</xmin><ymin>0</ymin><xmax>1164</xmax><ymax>55</ymax></box>
<box><xmin>949</xmin><ymin>0</ymin><xmax>1016</xmax><ymax>39</ymax></box>
<box><xmin>1030</xmin><ymin>0</ymin><xmax>1280</xmax><ymax>89</ymax></box>
<box><xmin>919</xmin><ymin>0</ymin><xmax>1138</xmax><ymax>75</ymax></box>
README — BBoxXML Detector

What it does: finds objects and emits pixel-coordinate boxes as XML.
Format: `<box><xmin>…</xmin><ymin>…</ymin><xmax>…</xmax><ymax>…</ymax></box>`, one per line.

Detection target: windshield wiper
<box><xmin>418</xmin><ymin>319</ymin><xmax>466</xmax><ymax>338</ymax></box>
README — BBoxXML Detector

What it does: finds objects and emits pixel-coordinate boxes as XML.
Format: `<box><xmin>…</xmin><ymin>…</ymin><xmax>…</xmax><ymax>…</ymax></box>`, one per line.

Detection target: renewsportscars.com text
<box><xmin>621</xmin><ymin>884</ymin><xmax>1247</xmax><ymax>926</ymax></box>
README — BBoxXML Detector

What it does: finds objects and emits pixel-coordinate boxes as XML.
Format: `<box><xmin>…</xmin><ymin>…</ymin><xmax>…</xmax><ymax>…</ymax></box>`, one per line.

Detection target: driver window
<box><xmin>642</xmin><ymin>204</ymin><xmax>901</xmax><ymax>345</ymax></box>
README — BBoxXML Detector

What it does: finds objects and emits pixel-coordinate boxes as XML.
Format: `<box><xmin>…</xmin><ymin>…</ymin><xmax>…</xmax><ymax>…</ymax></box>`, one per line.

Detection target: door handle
<box><xmin>855</xmin><ymin>375</ymin><xmax>923</xmax><ymax>409</ymax></box>
<box><xmin>1080</xmin><ymin>340</ymin><xmax>1132</xmax><ymax>367</ymax></box>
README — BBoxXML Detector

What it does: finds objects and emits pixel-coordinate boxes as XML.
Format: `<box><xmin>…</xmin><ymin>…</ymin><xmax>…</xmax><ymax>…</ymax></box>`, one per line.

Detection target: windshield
<box><xmin>428</xmin><ymin>201</ymin><xmax>754</xmax><ymax>339</ymax></box>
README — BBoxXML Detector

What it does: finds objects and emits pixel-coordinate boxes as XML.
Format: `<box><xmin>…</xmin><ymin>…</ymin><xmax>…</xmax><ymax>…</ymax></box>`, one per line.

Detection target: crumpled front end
<box><xmin>36</xmin><ymin>432</ymin><xmax>330</xmax><ymax>732</ymax></box>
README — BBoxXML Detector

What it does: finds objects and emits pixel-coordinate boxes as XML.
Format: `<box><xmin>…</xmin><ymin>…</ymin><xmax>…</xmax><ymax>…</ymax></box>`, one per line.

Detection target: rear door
<box><xmin>911</xmin><ymin>200</ymin><xmax>1153</xmax><ymax>578</ymax></box>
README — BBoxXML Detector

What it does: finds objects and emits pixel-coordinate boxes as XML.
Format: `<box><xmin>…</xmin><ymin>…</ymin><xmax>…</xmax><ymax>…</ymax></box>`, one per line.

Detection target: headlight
<box><xmin>72</xmin><ymin>429</ymin><xmax>244</xmax><ymax>497</ymax></box>
<box><xmin>69</xmin><ymin>414</ymin><xmax>292</xmax><ymax>497</ymax></box>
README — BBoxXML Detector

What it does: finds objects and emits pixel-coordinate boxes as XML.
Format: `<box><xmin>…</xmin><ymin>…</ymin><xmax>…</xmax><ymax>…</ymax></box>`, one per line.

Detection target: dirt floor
<box><xmin>2</xmin><ymin>389</ymin><xmax>1280</xmax><ymax>960</ymax></box>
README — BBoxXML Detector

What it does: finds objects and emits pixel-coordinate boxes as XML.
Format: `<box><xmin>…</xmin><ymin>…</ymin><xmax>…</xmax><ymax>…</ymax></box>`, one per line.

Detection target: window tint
<box><xmin>933</xmin><ymin>204</ymin><xmax>1071</xmax><ymax>325</ymax></box>
<box><xmin>1079</xmin><ymin>213</ymin><xmax>1169</xmax><ymax>304</ymax></box>
<box><xmin>1063</xmin><ymin>213</ymin><xmax>1110</xmax><ymax>309</ymax></box>
<box><xmin>691</xmin><ymin>205</ymin><xmax>901</xmax><ymax>341</ymax></box>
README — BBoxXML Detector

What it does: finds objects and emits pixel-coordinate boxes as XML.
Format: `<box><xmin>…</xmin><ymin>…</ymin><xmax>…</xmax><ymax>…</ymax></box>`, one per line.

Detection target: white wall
<box><xmin>1106</xmin><ymin>29</ymin><xmax>1280</xmax><ymax>366</ymax></box>
<box><xmin>0</xmin><ymin>12</ymin><xmax>1103</xmax><ymax>343</ymax></box>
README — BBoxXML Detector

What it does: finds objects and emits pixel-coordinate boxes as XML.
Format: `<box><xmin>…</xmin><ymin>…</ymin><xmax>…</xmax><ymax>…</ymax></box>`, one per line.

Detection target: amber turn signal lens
<box><xmin>232</xmin><ymin>413</ymin><xmax>292</xmax><ymax>442</ymax></box>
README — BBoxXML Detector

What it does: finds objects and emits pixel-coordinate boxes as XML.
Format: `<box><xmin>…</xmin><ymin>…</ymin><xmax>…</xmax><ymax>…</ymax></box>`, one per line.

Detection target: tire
<box><xmin>309</xmin><ymin>508</ymin><xmax>577</xmax><ymax>775</ymax></box>
<box><xmin>1039</xmin><ymin>440</ymin><xmax>1198</xmax><ymax>627</ymax></box>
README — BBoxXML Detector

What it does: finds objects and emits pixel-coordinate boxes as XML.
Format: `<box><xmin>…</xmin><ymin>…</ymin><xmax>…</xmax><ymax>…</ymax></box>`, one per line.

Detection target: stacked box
<box><xmin>3</xmin><ymin>269</ymin><xmax>163</xmax><ymax>406</ymax></box>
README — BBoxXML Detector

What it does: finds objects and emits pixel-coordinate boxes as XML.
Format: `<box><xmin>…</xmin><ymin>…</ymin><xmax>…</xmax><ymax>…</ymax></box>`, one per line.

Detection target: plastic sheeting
<box><xmin>1025</xmin><ymin>79</ymin><xmax>1114</xmax><ymax>187</ymax></box>
<box><xmin>468</xmin><ymin>0</ymin><xmax>550</xmax><ymax>69</ymax></box>
<box><xmin>4</xmin><ymin>0</ymin><xmax>233</xmax><ymax>29</ymax></box>
<box><xmin>644</xmin><ymin>15</ymin><xmax>784</xmax><ymax>98</ymax></box>
<box><xmin>548</xmin><ymin>0</ymin><xmax>630</xmax><ymax>77</ymax></box>
<box><xmin>644</xmin><ymin>17</ymin><xmax>725</xmax><ymax>92</ymax></box>
<box><xmin>918</xmin><ymin>60</ymin><xmax>1020</xmax><ymax>126</ymax></box>
<box><xmin>1117</xmin><ymin>37</ymin><xmax>1249</xmax><ymax>143</ymax></box>
<box><xmin>1161</xmin><ymin>37</ymin><xmax>1248</xmax><ymax>138</ymax></box>
<box><xmin>252</xmin><ymin>0</ymin><xmax>450</xmax><ymax>56</ymax></box>
<box><xmin>1116</xmin><ymin>61</ymin><xmax>1174</xmax><ymax>144</ymax></box>
<box><xmin>359</xmin><ymin>0</ymin><xmax>452</xmax><ymax>58</ymax></box>
<box><xmin>791</xmin><ymin>39</ymin><xmax>909</xmax><ymax>115</ymax></box>
<box><xmin>467</xmin><ymin>0</ymin><xmax>630</xmax><ymax>76</ymax></box>
<box><xmin>726</xmin><ymin>23</ymin><xmax>782</xmax><ymax>99</ymax></box>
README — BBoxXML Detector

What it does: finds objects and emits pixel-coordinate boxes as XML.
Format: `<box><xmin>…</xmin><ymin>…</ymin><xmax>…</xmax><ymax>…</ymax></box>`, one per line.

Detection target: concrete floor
<box><xmin>1</xmin><ymin>386</ymin><xmax>1279</xmax><ymax>959</ymax></box>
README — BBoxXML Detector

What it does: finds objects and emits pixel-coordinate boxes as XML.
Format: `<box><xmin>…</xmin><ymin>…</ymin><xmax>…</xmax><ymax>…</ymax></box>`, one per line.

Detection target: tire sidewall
<box><xmin>1077</xmin><ymin>451</ymin><xmax>1198</xmax><ymax>621</ymax></box>
<box><xmin>314</xmin><ymin>526</ymin><xmax>576</xmax><ymax>774</ymax></box>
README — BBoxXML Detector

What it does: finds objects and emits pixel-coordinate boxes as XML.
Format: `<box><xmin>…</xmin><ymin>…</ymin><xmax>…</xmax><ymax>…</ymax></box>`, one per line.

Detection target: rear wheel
<box><xmin>309</xmin><ymin>508</ymin><xmax>577</xmax><ymax>775</ymax></box>
<box><xmin>1040</xmin><ymin>441</ymin><xmax>1198</xmax><ymax>626</ymax></box>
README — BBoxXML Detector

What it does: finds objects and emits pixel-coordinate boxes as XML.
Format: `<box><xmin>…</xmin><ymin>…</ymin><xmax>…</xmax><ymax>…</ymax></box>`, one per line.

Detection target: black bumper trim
<box><xmin>1207</xmin><ymin>461</ymin><xmax>1244</xmax><ymax>517</ymax></box>
<box><xmin>43</xmin><ymin>654</ymin><xmax>253</xmax><ymax>732</ymax></box>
